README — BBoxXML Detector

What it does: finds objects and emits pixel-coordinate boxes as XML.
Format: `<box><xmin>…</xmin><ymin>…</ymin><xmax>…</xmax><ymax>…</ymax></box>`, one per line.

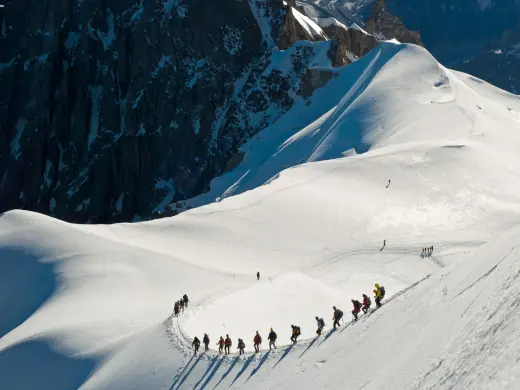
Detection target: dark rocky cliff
<box><xmin>0</xmin><ymin>0</ymin><xmax>417</xmax><ymax>222</ymax></box>
<box><xmin>454</xmin><ymin>26</ymin><xmax>520</xmax><ymax>95</ymax></box>
<box><xmin>365</xmin><ymin>0</ymin><xmax>422</xmax><ymax>46</ymax></box>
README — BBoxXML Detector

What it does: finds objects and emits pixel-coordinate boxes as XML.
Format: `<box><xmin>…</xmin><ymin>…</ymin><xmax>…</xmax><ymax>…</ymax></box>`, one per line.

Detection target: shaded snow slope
<box><xmin>1</xmin><ymin>41</ymin><xmax>520</xmax><ymax>390</ymax></box>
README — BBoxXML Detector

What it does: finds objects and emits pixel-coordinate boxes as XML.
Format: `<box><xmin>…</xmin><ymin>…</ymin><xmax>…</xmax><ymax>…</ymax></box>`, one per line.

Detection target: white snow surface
<box><xmin>311</xmin><ymin>16</ymin><xmax>348</xmax><ymax>30</ymax></box>
<box><xmin>2</xmin><ymin>42</ymin><xmax>520</xmax><ymax>390</ymax></box>
<box><xmin>349</xmin><ymin>22</ymin><xmax>369</xmax><ymax>34</ymax></box>
<box><xmin>291</xmin><ymin>7</ymin><xmax>327</xmax><ymax>40</ymax></box>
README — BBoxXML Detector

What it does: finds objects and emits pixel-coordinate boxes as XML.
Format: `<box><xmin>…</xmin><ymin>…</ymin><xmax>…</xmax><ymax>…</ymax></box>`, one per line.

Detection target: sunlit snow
<box><xmin>1</xmin><ymin>42</ymin><xmax>520</xmax><ymax>390</ymax></box>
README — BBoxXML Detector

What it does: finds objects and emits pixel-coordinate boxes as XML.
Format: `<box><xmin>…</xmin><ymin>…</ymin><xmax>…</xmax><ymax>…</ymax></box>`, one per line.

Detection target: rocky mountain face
<box><xmin>0</xmin><ymin>0</ymin><xmax>419</xmax><ymax>223</ymax></box>
<box><xmin>379</xmin><ymin>0</ymin><xmax>520</xmax><ymax>64</ymax></box>
<box><xmin>454</xmin><ymin>26</ymin><xmax>520</xmax><ymax>94</ymax></box>
<box><xmin>365</xmin><ymin>0</ymin><xmax>422</xmax><ymax>46</ymax></box>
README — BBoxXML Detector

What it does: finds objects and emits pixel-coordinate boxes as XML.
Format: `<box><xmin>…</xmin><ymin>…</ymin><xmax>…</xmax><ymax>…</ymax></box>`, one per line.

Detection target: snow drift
<box><xmin>1</xmin><ymin>41</ymin><xmax>520</xmax><ymax>389</ymax></box>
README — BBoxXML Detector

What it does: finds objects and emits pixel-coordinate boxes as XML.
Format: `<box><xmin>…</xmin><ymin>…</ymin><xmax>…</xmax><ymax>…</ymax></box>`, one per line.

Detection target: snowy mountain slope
<box><xmin>186</xmin><ymin>42</ymin><xmax>520</xmax><ymax>211</ymax></box>
<box><xmin>2</xmin><ymin>41</ymin><xmax>520</xmax><ymax>390</ymax></box>
<box><xmin>162</xmin><ymin>223</ymin><xmax>520</xmax><ymax>390</ymax></box>
<box><xmin>291</xmin><ymin>7</ymin><xmax>327</xmax><ymax>40</ymax></box>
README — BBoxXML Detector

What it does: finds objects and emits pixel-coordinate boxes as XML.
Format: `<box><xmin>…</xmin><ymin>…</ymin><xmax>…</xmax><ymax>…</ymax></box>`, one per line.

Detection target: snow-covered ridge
<box><xmin>187</xmin><ymin>42</ymin><xmax>520</xmax><ymax>209</ymax></box>
<box><xmin>311</xmin><ymin>16</ymin><xmax>348</xmax><ymax>30</ymax></box>
<box><xmin>291</xmin><ymin>7</ymin><xmax>328</xmax><ymax>39</ymax></box>
<box><xmin>2</xmin><ymin>41</ymin><xmax>520</xmax><ymax>389</ymax></box>
<box><xmin>349</xmin><ymin>22</ymin><xmax>369</xmax><ymax>34</ymax></box>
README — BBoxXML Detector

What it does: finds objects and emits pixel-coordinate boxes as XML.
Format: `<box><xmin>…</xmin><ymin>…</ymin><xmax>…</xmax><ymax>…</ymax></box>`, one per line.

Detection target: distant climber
<box><xmin>257</xmin><ymin>271</ymin><xmax>260</xmax><ymax>281</ymax></box>
<box><xmin>217</xmin><ymin>336</ymin><xmax>225</xmax><ymax>354</ymax></box>
<box><xmin>268</xmin><ymin>328</ymin><xmax>277</xmax><ymax>351</ymax></box>
<box><xmin>315</xmin><ymin>316</ymin><xmax>325</xmax><ymax>335</ymax></box>
<box><xmin>430</xmin><ymin>246</ymin><xmax>434</xmax><ymax>255</ymax></box>
<box><xmin>351</xmin><ymin>299</ymin><xmax>362</xmax><ymax>321</ymax></box>
<box><xmin>362</xmin><ymin>294</ymin><xmax>371</xmax><ymax>314</ymax></box>
<box><xmin>381</xmin><ymin>240</ymin><xmax>386</xmax><ymax>251</ymax></box>
<box><xmin>174</xmin><ymin>302</ymin><xmax>180</xmax><ymax>316</ymax></box>
<box><xmin>179</xmin><ymin>299</ymin><xmax>185</xmax><ymax>312</ymax></box>
<box><xmin>192</xmin><ymin>336</ymin><xmax>200</xmax><ymax>354</ymax></box>
<box><xmin>290</xmin><ymin>325</ymin><xmax>301</xmax><ymax>344</ymax></box>
<box><xmin>224</xmin><ymin>334</ymin><xmax>232</xmax><ymax>354</ymax></box>
<box><xmin>237</xmin><ymin>338</ymin><xmax>246</xmax><ymax>355</ymax></box>
<box><xmin>386</xmin><ymin>180</ymin><xmax>391</xmax><ymax>188</ymax></box>
<box><xmin>183</xmin><ymin>294</ymin><xmax>189</xmax><ymax>308</ymax></box>
<box><xmin>203</xmin><ymin>334</ymin><xmax>210</xmax><ymax>351</ymax></box>
<box><xmin>254</xmin><ymin>331</ymin><xmax>262</xmax><ymax>352</ymax></box>
<box><xmin>332</xmin><ymin>306</ymin><xmax>343</xmax><ymax>328</ymax></box>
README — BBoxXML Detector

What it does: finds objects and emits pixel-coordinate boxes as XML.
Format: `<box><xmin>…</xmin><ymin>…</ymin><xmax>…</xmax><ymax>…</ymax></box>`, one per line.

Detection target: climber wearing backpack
<box><xmin>351</xmin><ymin>299</ymin><xmax>362</xmax><ymax>321</ymax></box>
<box><xmin>375</xmin><ymin>283</ymin><xmax>386</xmax><ymax>302</ymax></box>
<box><xmin>254</xmin><ymin>331</ymin><xmax>262</xmax><ymax>353</ymax></box>
<box><xmin>332</xmin><ymin>306</ymin><xmax>343</xmax><ymax>328</ymax></box>
<box><xmin>183</xmin><ymin>294</ymin><xmax>189</xmax><ymax>308</ymax></box>
<box><xmin>290</xmin><ymin>325</ymin><xmax>301</xmax><ymax>344</ymax></box>
<box><xmin>217</xmin><ymin>336</ymin><xmax>225</xmax><ymax>354</ymax></box>
<box><xmin>237</xmin><ymin>338</ymin><xmax>246</xmax><ymax>355</ymax></box>
<box><xmin>362</xmin><ymin>294</ymin><xmax>371</xmax><ymax>314</ymax></box>
<box><xmin>179</xmin><ymin>299</ymin><xmax>185</xmax><ymax>312</ymax></box>
<box><xmin>203</xmin><ymin>334</ymin><xmax>210</xmax><ymax>351</ymax></box>
<box><xmin>315</xmin><ymin>316</ymin><xmax>325</xmax><ymax>335</ymax></box>
<box><xmin>268</xmin><ymin>328</ymin><xmax>277</xmax><ymax>351</ymax></box>
<box><xmin>192</xmin><ymin>336</ymin><xmax>200</xmax><ymax>354</ymax></box>
<box><xmin>224</xmin><ymin>334</ymin><xmax>232</xmax><ymax>354</ymax></box>
<box><xmin>174</xmin><ymin>302</ymin><xmax>179</xmax><ymax>317</ymax></box>
<box><xmin>374</xmin><ymin>283</ymin><xmax>385</xmax><ymax>309</ymax></box>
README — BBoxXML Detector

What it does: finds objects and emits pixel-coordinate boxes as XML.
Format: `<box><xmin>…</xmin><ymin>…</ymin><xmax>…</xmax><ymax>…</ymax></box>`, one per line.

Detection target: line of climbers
<box><xmin>174</xmin><ymin>294</ymin><xmax>189</xmax><ymax>316</ymax></box>
<box><xmin>188</xmin><ymin>283</ymin><xmax>385</xmax><ymax>355</ymax></box>
<box><xmin>421</xmin><ymin>246</ymin><xmax>434</xmax><ymax>257</ymax></box>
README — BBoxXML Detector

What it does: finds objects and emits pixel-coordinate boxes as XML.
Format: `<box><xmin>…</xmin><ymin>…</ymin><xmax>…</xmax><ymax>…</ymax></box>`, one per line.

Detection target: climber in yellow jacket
<box><xmin>374</xmin><ymin>283</ymin><xmax>386</xmax><ymax>308</ymax></box>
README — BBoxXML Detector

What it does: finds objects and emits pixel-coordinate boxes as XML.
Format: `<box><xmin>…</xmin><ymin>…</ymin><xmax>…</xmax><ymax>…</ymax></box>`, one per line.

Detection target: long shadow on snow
<box><xmin>318</xmin><ymin>328</ymin><xmax>337</xmax><ymax>346</ymax></box>
<box><xmin>199</xmin><ymin>356</ymin><xmax>224</xmax><ymax>390</ymax></box>
<box><xmin>272</xmin><ymin>345</ymin><xmax>293</xmax><ymax>369</ymax></box>
<box><xmin>299</xmin><ymin>337</ymin><xmax>318</xmax><ymax>358</ymax></box>
<box><xmin>169</xmin><ymin>356</ymin><xmax>194</xmax><ymax>390</ymax></box>
<box><xmin>0</xmin><ymin>338</ymin><xmax>97</xmax><ymax>390</ymax></box>
<box><xmin>213</xmin><ymin>356</ymin><xmax>239</xmax><ymax>389</ymax></box>
<box><xmin>193</xmin><ymin>356</ymin><xmax>218</xmax><ymax>390</ymax></box>
<box><xmin>0</xmin><ymin>248</ymin><xmax>56</xmax><ymax>339</ymax></box>
<box><xmin>339</xmin><ymin>320</ymin><xmax>357</xmax><ymax>333</ymax></box>
<box><xmin>246</xmin><ymin>352</ymin><xmax>270</xmax><ymax>381</ymax></box>
<box><xmin>230</xmin><ymin>355</ymin><xmax>255</xmax><ymax>386</ymax></box>
<box><xmin>171</xmin><ymin>354</ymin><xmax>203</xmax><ymax>390</ymax></box>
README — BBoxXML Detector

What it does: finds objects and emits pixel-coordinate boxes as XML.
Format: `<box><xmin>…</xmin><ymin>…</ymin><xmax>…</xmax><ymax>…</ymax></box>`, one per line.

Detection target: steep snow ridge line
<box><xmin>307</xmin><ymin>47</ymin><xmax>385</xmax><ymax>161</ymax></box>
<box><xmin>311</xmin><ymin>16</ymin><xmax>348</xmax><ymax>30</ymax></box>
<box><xmin>292</xmin><ymin>7</ymin><xmax>327</xmax><ymax>39</ymax></box>
<box><xmin>453</xmin><ymin>242</ymin><xmax>520</xmax><ymax>300</ymax></box>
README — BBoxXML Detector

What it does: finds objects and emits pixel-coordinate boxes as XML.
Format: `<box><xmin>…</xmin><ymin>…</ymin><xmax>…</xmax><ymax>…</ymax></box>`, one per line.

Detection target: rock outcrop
<box><xmin>324</xmin><ymin>24</ymin><xmax>378</xmax><ymax>66</ymax></box>
<box><xmin>0</xmin><ymin>0</ymin><xmax>420</xmax><ymax>223</ymax></box>
<box><xmin>366</xmin><ymin>0</ymin><xmax>422</xmax><ymax>46</ymax></box>
<box><xmin>454</xmin><ymin>26</ymin><xmax>520</xmax><ymax>94</ymax></box>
